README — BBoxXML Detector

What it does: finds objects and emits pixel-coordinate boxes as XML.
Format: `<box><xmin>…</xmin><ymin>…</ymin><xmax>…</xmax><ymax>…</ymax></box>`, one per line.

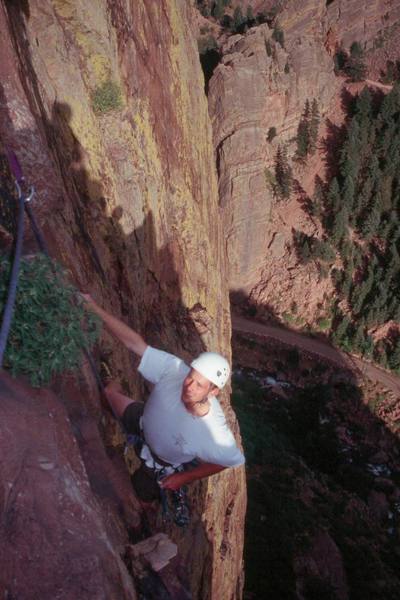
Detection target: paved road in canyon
<box><xmin>365</xmin><ymin>79</ymin><xmax>393</xmax><ymax>92</ymax></box>
<box><xmin>232</xmin><ymin>314</ymin><xmax>400</xmax><ymax>397</ymax></box>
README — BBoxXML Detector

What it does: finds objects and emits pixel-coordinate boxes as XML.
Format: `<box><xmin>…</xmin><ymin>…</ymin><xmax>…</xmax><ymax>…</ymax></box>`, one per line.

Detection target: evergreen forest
<box><xmin>300</xmin><ymin>84</ymin><xmax>400</xmax><ymax>371</ymax></box>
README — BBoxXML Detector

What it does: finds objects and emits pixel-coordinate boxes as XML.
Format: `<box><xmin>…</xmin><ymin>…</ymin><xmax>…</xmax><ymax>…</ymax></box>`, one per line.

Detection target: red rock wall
<box><xmin>208</xmin><ymin>0</ymin><xmax>400</xmax><ymax>320</ymax></box>
<box><xmin>0</xmin><ymin>1</ymin><xmax>246</xmax><ymax>598</ymax></box>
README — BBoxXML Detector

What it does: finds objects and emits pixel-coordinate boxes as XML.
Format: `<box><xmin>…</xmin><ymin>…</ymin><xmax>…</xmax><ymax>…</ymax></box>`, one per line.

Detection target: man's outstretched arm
<box><xmin>160</xmin><ymin>462</ymin><xmax>227</xmax><ymax>491</ymax></box>
<box><xmin>82</xmin><ymin>294</ymin><xmax>148</xmax><ymax>357</ymax></box>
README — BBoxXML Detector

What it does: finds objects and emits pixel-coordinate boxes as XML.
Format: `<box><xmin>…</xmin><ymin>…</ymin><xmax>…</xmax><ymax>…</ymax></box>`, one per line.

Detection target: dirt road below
<box><xmin>232</xmin><ymin>314</ymin><xmax>400</xmax><ymax>397</ymax></box>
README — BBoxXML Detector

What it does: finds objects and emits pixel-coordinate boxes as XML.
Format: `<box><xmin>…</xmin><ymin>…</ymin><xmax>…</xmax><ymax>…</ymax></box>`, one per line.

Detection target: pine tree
<box><xmin>351</xmin><ymin>262</ymin><xmax>374</xmax><ymax>315</ymax></box>
<box><xmin>341</xmin><ymin>268</ymin><xmax>353</xmax><ymax>299</ymax></box>
<box><xmin>295</xmin><ymin>100</ymin><xmax>311</xmax><ymax>161</ymax></box>
<box><xmin>379</xmin><ymin>83</ymin><xmax>400</xmax><ymax>122</ymax></box>
<box><xmin>197</xmin><ymin>0</ymin><xmax>210</xmax><ymax>17</ymax></box>
<box><xmin>340</xmin><ymin>121</ymin><xmax>361</xmax><ymax>180</ymax></box>
<box><xmin>355</xmin><ymin>176</ymin><xmax>373</xmax><ymax>219</ymax></box>
<box><xmin>212</xmin><ymin>0</ymin><xmax>224</xmax><ymax>19</ymax></box>
<box><xmin>331</xmin><ymin>207</ymin><xmax>348</xmax><ymax>246</ymax></box>
<box><xmin>345</xmin><ymin>41</ymin><xmax>367</xmax><ymax>82</ymax></box>
<box><xmin>332</xmin><ymin>314</ymin><xmax>351</xmax><ymax>345</ymax></box>
<box><xmin>272</xmin><ymin>21</ymin><xmax>285</xmax><ymax>47</ymax></box>
<box><xmin>353</xmin><ymin>323</ymin><xmax>367</xmax><ymax>352</ymax></box>
<box><xmin>331</xmin><ymin>268</ymin><xmax>344</xmax><ymax>290</ymax></box>
<box><xmin>309</xmin><ymin>99</ymin><xmax>320</xmax><ymax>154</ymax></box>
<box><xmin>310</xmin><ymin>179</ymin><xmax>324</xmax><ymax>218</ymax></box>
<box><xmin>246</xmin><ymin>5</ymin><xmax>254</xmax><ymax>24</ymax></box>
<box><xmin>327</xmin><ymin>177</ymin><xmax>341</xmax><ymax>212</ymax></box>
<box><xmin>275</xmin><ymin>145</ymin><xmax>293</xmax><ymax>200</ymax></box>
<box><xmin>267</xmin><ymin>126</ymin><xmax>277</xmax><ymax>142</ymax></box>
<box><xmin>341</xmin><ymin>174</ymin><xmax>355</xmax><ymax>213</ymax></box>
<box><xmin>232</xmin><ymin>6</ymin><xmax>244</xmax><ymax>32</ymax></box>
<box><xmin>324</xmin><ymin>177</ymin><xmax>341</xmax><ymax>233</ymax></box>
<box><xmin>293</xmin><ymin>230</ymin><xmax>312</xmax><ymax>262</ymax></box>
<box><xmin>388</xmin><ymin>339</ymin><xmax>400</xmax><ymax>371</ymax></box>
<box><xmin>355</xmin><ymin>87</ymin><xmax>373</xmax><ymax>120</ymax></box>
<box><xmin>359</xmin><ymin>196</ymin><xmax>381</xmax><ymax>239</ymax></box>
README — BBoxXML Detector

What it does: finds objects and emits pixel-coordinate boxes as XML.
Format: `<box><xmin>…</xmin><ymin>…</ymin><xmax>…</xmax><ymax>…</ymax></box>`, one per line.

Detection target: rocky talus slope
<box><xmin>207</xmin><ymin>0</ymin><xmax>400</xmax><ymax>321</ymax></box>
<box><xmin>0</xmin><ymin>1</ymin><xmax>245</xmax><ymax>598</ymax></box>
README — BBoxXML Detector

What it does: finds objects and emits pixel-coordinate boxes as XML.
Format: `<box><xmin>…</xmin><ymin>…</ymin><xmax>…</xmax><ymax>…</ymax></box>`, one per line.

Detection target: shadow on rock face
<box><xmin>0</xmin><ymin>5</ymin><xmax>215</xmax><ymax>598</ymax></box>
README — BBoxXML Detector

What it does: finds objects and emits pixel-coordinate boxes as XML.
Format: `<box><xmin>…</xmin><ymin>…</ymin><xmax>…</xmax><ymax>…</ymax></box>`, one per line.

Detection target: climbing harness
<box><xmin>1</xmin><ymin>150</ymin><xmax>191</xmax><ymax>527</ymax></box>
<box><xmin>170</xmin><ymin>484</ymin><xmax>190</xmax><ymax>527</ymax></box>
<box><xmin>143</xmin><ymin>443</ymin><xmax>191</xmax><ymax>527</ymax></box>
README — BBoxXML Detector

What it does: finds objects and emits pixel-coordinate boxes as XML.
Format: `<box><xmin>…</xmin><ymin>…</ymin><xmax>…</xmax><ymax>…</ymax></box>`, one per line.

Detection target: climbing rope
<box><xmin>0</xmin><ymin>153</ymin><xmax>34</xmax><ymax>367</ymax></box>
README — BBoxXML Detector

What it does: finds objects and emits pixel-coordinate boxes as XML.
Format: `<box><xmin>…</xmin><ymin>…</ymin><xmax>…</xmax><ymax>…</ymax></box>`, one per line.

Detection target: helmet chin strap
<box><xmin>193</xmin><ymin>395</ymin><xmax>210</xmax><ymax>406</ymax></box>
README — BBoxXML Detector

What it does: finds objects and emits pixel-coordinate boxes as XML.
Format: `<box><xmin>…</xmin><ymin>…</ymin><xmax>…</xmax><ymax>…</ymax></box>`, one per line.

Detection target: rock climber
<box><xmin>82</xmin><ymin>294</ymin><xmax>245</xmax><ymax>502</ymax></box>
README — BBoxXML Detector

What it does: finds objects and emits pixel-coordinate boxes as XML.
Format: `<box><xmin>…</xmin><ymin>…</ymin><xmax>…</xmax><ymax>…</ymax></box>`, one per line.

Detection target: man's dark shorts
<box><xmin>121</xmin><ymin>402</ymin><xmax>161</xmax><ymax>503</ymax></box>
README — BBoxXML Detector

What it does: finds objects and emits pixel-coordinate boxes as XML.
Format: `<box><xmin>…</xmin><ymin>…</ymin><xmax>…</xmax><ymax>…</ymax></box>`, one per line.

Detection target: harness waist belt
<box><xmin>141</xmin><ymin>435</ymin><xmax>176</xmax><ymax>469</ymax></box>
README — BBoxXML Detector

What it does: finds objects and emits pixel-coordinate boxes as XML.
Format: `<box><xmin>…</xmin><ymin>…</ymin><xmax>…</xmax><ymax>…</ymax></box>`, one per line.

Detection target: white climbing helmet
<box><xmin>190</xmin><ymin>352</ymin><xmax>230</xmax><ymax>389</ymax></box>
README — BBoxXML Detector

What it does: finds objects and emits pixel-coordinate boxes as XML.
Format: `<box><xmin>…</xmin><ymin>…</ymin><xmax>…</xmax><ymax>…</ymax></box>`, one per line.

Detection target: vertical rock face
<box><xmin>209</xmin><ymin>11</ymin><xmax>336</xmax><ymax>295</ymax></box>
<box><xmin>0</xmin><ymin>1</ymin><xmax>245</xmax><ymax>598</ymax></box>
<box><xmin>0</xmin><ymin>372</ymin><xmax>140</xmax><ymax>600</ymax></box>
<box><xmin>208</xmin><ymin>0</ymin><xmax>399</xmax><ymax>316</ymax></box>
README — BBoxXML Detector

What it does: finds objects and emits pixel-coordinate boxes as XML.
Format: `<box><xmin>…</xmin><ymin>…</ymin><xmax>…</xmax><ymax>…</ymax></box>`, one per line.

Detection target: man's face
<box><xmin>181</xmin><ymin>368</ymin><xmax>217</xmax><ymax>407</ymax></box>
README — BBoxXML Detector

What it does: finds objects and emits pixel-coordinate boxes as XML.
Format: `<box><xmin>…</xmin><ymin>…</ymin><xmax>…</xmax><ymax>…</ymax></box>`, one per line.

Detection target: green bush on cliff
<box><xmin>272</xmin><ymin>22</ymin><xmax>285</xmax><ymax>47</ymax></box>
<box><xmin>267</xmin><ymin>126</ymin><xmax>277</xmax><ymax>142</ymax></box>
<box><xmin>0</xmin><ymin>254</ymin><xmax>100</xmax><ymax>386</ymax></box>
<box><xmin>91</xmin><ymin>80</ymin><xmax>123</xmax><ymax>114</ymax></box>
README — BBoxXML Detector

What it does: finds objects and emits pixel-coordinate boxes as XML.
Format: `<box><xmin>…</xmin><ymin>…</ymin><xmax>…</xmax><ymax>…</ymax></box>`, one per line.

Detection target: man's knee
<box><xmin>105</xmin><ymin>381</ymin><xmax>138</xmax><ymax>419</ymax></box>
<box><xmin>104</xmin><ymin>380</ymin><xmax>123</xmax><ymax>398</ymax></box>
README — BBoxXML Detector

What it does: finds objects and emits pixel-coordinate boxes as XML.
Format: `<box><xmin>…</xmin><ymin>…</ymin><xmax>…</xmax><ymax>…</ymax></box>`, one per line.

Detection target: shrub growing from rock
<box><xmin>91</xmin><ymin>80</ymin><xmax>123</xmax><ymax>114</ymax></box>
<box><xmin>267</xmin><ymin>126</ymin><xmax>277</xmax><ymax>142</ymax></box>
<box><xmin>0</xmin><ymin>254</ymin><xmax>100</xmax><ymax>386</ymax></box>
<box><xmin>272</xmin><ymin>22</ymin><xmax>285</xmax><ymax>47</ymax></box>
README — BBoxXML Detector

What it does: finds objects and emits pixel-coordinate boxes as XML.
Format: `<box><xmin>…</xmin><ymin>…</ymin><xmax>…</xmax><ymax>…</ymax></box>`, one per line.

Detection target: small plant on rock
<box><xmin>91</xmin><ymin>80</ymin><xmax>123</xmax><ymax>114</ymax></box>
<box><xmin>267</xmin><ymin>127</ymin><xmax>277</xmax><ymax>142</ymax></box>
<box><xmin>0</xmin><ymin>254</ymin><xmax>101</xmax><ymax>386</ymax></box>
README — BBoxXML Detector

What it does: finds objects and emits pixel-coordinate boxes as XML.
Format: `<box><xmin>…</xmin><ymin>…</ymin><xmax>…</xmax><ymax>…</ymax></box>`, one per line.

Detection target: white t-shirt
<box><xmin>139</xmin><ymin>346</ymin><xmax>245</xmax><ymax>469</ymax></box>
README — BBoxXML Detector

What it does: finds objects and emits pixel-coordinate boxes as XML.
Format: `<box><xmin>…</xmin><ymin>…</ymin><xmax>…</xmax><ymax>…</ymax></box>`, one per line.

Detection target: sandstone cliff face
<box><xmin>208</xmin><ymin>7</ymin><xmax>337</xmax><ymax>304</ymax></box>
<box><xmin>0</xmin><ymin>1</ymin><xmax>245</xmax><ymax>598</ymax></box>
<box><xmin>208</xmin><ymin>0</ymin><xmax>399</xmax><ymax>321</ymax></box>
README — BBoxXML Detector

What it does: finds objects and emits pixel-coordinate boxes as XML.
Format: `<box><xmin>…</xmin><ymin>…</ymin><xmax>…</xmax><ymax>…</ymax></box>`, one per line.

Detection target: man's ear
<box><xmin>211</xmin><ymin>384</ymin><xmax>220</xmax><ymax>396</ymax></box>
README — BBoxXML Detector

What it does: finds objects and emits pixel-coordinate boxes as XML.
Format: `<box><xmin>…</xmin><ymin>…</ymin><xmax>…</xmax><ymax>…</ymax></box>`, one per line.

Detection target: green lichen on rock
<box><xmin>0</xmin><ymin>254</ymin><xmax>100</xmax><ymax>387</ymax></box>
<box><xmin>91</xmin><ymin>80</ymin><xmax>123</xmax><ymax>114</ymax></box>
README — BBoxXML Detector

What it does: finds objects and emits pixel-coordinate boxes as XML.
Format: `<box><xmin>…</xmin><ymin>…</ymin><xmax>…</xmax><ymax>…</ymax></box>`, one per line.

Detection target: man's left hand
<box><xmin>159</xmin><ymin>472</ymin><xmax>187</xmax><ymax>491</ymax></box>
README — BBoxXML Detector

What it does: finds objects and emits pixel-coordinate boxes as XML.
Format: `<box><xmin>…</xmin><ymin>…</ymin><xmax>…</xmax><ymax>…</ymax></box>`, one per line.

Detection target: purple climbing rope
<box><xmin>0</xmin><ymin>151</ymin><xmax>32</xmax><ymax>367</ymax></box>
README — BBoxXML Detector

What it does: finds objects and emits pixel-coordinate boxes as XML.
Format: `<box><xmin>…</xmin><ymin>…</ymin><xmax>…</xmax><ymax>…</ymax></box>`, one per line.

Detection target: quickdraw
<box><xmin>156</xmin><ymin>467</ymin><xmax>190</xmax><ymax>528</ymax></box>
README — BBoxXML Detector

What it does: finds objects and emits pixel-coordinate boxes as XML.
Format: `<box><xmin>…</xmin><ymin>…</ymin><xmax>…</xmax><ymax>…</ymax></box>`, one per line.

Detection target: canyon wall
<box><xmin>0</xmin><ymin>1</ymin><xmax>245</xmax><ymax>598</ymax></box>
<box><xmin>208</xmin><ymin>0</ymin><xmax>400</xmax><ymax>321</ymax></box>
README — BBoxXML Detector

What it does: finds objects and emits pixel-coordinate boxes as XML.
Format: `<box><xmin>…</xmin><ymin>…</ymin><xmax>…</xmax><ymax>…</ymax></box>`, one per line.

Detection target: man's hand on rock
<box><xmin>80</xmin><ymin>292</ymin><xmax>95</xmax><ymax>308</ymax></box>
<box><xmin>159</xmin><ymin>472</ymin><xmax>187</xmax><ymax>491</ymax></box>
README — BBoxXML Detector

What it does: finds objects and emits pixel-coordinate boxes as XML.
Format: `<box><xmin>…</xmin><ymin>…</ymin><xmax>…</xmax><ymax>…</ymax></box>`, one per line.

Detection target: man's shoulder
<box><xmin>140</xmin><ymin>346</ymin><xmax>189</xmax><ymax>384</ymax></box>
